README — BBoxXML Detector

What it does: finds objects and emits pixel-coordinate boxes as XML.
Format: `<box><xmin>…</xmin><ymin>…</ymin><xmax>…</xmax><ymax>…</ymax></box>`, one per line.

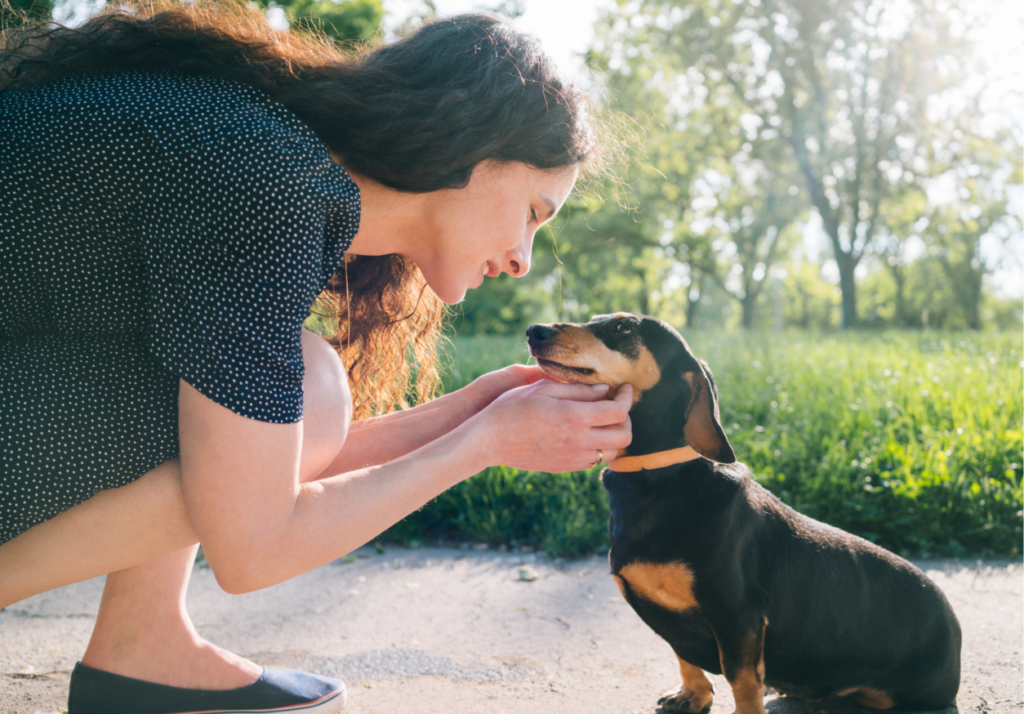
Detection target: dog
<box><xmin>526</xmin><ymin>313</ymin><xmax>961</xmax><ymax>714</ymax></box>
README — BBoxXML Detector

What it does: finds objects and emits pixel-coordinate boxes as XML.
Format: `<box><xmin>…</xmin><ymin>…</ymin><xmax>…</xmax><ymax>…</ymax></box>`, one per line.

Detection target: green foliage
<box><xmin>266</xmin><ymin>0</ymin><xmax>382</xmax><ymax>43</ymax></box>
<box><xmin>1</xmin><ymin>0</ymin><xmax>54</xmax><ymax>26</ymax></box>
<box><xmin>384</xmin><ymin>466</ymin><xmax>609</xmax><ymax>557</ymax></box>
<box><xmin>387</xmin><ymin>330</ymin><xmax>1023</xmax><ymax>558</ymax></box>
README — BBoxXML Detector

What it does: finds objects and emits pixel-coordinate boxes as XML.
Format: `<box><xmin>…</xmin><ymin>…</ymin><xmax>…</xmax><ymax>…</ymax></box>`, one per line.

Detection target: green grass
<box><xmin>385</xmin><ymin>330</ymin><xmax>1023</xmax><ymax>559</ymax></box>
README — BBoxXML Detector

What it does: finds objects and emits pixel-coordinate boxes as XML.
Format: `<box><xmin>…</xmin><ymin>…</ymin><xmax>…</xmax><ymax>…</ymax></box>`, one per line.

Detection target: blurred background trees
<box><xmin>457</xmin><ymin>0</ymin><xmax>1022</xmax><ymax>334</ymax></box>
<box><xmin>259</xmin><ymin>0</ymin><xmax>383</xmax><ymax>44</ymax></box>
<box><xmin>8</xmin><ymin>0</ymin><xmax>1019</xmax><ymax>333</ymax></box>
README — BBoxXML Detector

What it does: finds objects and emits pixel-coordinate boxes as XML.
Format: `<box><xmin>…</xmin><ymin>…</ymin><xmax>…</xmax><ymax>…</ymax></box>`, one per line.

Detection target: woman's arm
<box><xmin>0</xmin><ymin>373</ymin><xmax>630</xmax><ymax>606</ymax></box>
<box><xmin>325</xmin><ymin>364</ymin><xmax>550</xmax><ymax>473</ymax></box>
<box><xmin>180</xmin><ymin>378</ymin><xmax>631</xmax><ymax>594</ymax></box>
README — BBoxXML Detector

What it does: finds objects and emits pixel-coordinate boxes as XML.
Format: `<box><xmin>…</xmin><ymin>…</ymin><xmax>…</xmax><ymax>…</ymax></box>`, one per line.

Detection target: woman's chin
<box><xmin>436</xmin><ymin>282</ymin><xmax>471</xmax><ymax>305</ymax></box>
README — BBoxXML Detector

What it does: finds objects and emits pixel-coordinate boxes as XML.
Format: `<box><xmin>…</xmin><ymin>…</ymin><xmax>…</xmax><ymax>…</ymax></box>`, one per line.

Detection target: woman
<box><xmin>0</xmin><ymin>2</ymin><xmax>632</xmax><ymax>712</ymax></box>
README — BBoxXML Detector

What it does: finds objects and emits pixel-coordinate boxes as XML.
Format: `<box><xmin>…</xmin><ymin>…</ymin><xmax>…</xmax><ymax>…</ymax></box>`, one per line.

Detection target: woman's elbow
<box><xmin>202</xmin><ymin>543</ymin><xmax>278</xmax><ymax>595</ymax></box>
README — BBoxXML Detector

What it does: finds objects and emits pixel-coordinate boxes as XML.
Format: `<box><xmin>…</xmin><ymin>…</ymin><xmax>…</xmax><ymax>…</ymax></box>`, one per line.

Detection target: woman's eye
<box><xmin>529</xmin><ymin>207</ymin><xmax>538</xmax><ymax>223</ymax></box>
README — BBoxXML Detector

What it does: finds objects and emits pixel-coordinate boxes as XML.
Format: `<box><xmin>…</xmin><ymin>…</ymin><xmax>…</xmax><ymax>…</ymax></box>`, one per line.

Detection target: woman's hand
<box><xmin>459</xmin><ymin>364</ymin><xmax>551</xmax><ymax>416</ymax></box>
<box><xmin>466</xmin><ymin>381</ymin><xmax>633</xmax><ymax>473</ymax></box>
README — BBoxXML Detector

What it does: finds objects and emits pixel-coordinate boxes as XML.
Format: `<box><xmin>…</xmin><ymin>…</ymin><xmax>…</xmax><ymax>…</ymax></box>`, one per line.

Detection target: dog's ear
<box><xmin>682</xmin><ymin>360</ymin><xmax>735</xmax><ymax>464</ymax></box>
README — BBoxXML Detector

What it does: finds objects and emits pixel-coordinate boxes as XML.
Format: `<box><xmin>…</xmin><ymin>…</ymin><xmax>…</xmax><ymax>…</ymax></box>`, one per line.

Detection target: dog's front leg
<box><xmin>713</xmin><ymin>615</ymin><xmax>768</xmax><ymax>714</ymax></box>
<box><xmin>658</xmin><ymin>655</ymin><xmax>715</xmax><ymax>713</ymax></box>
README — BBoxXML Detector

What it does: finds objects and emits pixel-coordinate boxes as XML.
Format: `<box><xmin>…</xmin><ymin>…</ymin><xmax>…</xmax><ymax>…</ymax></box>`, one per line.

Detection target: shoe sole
<box><xmin>170</xmin><ymin>683</ymin><xmax>347</xmax><ymax>714</ymax></box>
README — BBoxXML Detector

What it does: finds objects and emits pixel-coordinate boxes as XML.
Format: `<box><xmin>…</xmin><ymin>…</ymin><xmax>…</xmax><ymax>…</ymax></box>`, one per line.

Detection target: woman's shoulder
<box><xmin>4</xmin><ymin>69</ymin><xmax>320</xmax><ymax>148</ymax></box>
<box><xmin>11</xmin><ymin>70</ymin><xmax>242</xmax><ymax>113</ymax></box>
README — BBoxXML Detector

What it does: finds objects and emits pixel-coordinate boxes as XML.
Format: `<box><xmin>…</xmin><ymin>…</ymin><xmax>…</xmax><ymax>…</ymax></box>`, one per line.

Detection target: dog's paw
<box><xmin>658</xmin><ymin>684</ymin><xmax>713</xmax><ymax>713</ymax></box>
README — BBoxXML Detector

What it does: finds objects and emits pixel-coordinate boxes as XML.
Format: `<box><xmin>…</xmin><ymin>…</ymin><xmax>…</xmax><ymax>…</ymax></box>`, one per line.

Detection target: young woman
<box><xmin>0</xmin><ymin>2</ymin><xmax>632</xmax><ymax>712</ymax></box>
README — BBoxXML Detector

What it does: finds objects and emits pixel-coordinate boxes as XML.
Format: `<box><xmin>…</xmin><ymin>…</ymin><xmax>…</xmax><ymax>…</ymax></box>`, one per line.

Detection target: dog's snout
<box><xmin>526</xmin><ymin>324</ymin><xmax>556</xmax><ymax>345</ymax></box>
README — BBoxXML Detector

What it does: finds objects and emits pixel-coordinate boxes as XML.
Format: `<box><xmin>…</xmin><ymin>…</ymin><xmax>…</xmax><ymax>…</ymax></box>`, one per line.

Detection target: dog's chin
<box><xmin>533</xmin><ymin>357</ymin><xmax>596</xmax><ymax>385</ymax></box>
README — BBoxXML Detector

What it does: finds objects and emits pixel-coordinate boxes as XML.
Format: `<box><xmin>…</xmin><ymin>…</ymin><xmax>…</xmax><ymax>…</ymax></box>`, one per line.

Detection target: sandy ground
<box><xmin>1</xmin><ymin>547</ymin><xmax>1021</xmax><ymax>714</ymax></box>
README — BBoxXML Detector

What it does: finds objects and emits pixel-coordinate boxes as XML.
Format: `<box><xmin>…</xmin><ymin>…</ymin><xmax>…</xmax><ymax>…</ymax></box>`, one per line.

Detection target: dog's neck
<box><xmin>607</xmin><ymin>389</ymin><xmax>704</xmax><ymax>471</ymax></box>
<box><xmin>614</xmin><ymin>383</ymin><xmax>693</xmax><ymax>456</ymax></box>
<box><xmin>608</xmin><ymin>446</ymin><xmax>702</xmax><ymax>472</ymax></box>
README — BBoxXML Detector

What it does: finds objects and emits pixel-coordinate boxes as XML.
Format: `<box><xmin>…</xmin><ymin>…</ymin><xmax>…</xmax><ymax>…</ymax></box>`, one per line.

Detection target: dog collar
<box><xmin>607</xmin><ymin>446</ymin><xmax>702</xmax><ymax>472</ymax></box>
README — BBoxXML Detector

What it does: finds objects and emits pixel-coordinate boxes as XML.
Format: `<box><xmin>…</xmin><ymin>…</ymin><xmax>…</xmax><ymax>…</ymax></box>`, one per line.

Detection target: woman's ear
<box><xmin>682</xmin><ymin>360</ymin><xmax>736</xmax><ymax>464</ymax></box>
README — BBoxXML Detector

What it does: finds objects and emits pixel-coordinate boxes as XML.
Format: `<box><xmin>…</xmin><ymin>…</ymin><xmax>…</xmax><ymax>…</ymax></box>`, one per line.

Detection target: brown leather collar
<box><xmin>607</xmin><ymin>446</ymin><xmax>703</xmax><ymax>472</ymax></box>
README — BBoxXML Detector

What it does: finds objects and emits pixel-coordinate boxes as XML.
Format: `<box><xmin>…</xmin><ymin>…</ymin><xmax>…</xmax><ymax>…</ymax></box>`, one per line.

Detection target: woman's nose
<box><xmin>504</xmin><ymin>236</ymin><xmax>532</xmax><ymax>277</ymax></box>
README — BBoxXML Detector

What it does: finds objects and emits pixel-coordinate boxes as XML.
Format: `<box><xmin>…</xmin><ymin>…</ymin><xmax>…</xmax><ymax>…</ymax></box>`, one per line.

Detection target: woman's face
<box><xmin>419</xmin><ymin>161</ymin><xmax>578</xmax><ymax>304</ymax></box>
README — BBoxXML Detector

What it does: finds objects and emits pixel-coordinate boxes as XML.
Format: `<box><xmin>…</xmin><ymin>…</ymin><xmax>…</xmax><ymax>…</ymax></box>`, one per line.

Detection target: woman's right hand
<box><xmin>467</xmin><ymin>381</ymin><xmax>633</xmax><ymax>472</ymax></box>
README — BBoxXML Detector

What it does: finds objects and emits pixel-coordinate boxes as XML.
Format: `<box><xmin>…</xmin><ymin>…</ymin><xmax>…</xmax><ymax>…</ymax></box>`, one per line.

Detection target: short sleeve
<box><xmin>136</xmin><ymin>85</ymin><xmax>360</xmax><ymax>423</ymax></box>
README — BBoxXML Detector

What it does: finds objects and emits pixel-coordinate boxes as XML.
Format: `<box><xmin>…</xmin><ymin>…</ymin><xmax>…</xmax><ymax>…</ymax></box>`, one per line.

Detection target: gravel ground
<box><xmin>1</xmin><ymin>547</ymin><xmax>1020</xmax><ymax>714</ymax></box>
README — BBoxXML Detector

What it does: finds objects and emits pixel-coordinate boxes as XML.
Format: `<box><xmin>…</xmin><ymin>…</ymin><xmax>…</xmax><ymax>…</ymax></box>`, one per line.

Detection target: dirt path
<box><xmin>1</xmin><ymin>547</ymin><xmax>1020</xmax><ymax>714</ymax></box>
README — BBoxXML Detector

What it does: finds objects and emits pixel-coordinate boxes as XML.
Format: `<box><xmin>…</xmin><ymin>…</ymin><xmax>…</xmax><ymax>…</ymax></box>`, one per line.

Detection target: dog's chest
<box><xmin>611</xmin><ymin>559</ymin><xmax>700</xmax><ymax>613</ymax></box>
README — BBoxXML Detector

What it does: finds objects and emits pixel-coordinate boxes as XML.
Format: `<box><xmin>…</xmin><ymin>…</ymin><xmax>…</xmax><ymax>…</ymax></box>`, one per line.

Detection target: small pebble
<box><xmin>518</xmin><ymin>565</ymin><xmax>539</xmax><ymax>581</ymax></box>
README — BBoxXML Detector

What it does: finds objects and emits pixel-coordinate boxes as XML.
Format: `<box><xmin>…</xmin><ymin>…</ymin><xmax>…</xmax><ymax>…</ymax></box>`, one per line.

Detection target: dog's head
<box><xmin>526</xmin><ymin>313</ymin><xmax>734</xmax><ymax>463</ymax></box>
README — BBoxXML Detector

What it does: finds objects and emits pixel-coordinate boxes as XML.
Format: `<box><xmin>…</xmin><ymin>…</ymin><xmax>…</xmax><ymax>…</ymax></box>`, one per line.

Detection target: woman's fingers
<box><xmin>509</xmin><ymin>364</ymin><xmax>552</xmax><ymax>385</ymax></box>
<box><xmin>582</xmin><ymin>384</ymin><xmax>632</xmax><ymax>425</ymax></box>
<box><xmin>472</xmin><ymin>379</ymin><xmax>635</xmax><ymax>472</ymax></box>
<box><xmin>528</xmin><ymin>380</ymin><xmax>612</xmax><ymax>402</ymax></box>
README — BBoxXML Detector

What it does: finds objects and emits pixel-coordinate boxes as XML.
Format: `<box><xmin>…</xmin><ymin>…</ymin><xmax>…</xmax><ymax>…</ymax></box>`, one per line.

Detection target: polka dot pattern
<box><xmin>0</xmin><ymin>70</ymin><xmax>360</xmax><ymax>544</ymax></box>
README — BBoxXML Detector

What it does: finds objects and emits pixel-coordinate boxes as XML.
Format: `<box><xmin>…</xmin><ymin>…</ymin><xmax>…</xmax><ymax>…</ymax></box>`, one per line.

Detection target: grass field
<box><xmin>385</xmin><ymin>330</ymin><xmax>1023</xmax><ymax>559</ymax></box>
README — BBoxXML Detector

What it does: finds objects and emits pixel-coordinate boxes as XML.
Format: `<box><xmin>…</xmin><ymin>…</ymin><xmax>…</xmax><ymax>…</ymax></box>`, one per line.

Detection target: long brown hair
<box><xmin>1</xmin><ymin>0</ymin><xmax>600</xmax><ymax>417</ymax></box>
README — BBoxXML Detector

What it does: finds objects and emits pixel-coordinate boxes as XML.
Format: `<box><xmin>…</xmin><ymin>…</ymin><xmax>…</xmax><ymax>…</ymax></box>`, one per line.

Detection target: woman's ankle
<box><xmin>81</xmin><ymin>633</ymin><xmax>262</xmax><ymax>690</ymax></box>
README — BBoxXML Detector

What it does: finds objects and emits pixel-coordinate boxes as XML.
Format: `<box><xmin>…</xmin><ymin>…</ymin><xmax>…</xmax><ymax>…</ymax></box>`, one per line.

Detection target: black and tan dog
<box><xmin>526</xmin><ymin>313</ymin><xmax>961</xmax><ymax>714</ymax></box>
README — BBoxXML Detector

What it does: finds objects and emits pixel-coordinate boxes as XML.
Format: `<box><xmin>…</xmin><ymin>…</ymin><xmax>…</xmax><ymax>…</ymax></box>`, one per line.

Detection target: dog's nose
<box><xmin>526</xmin><ymin>324</ymin><xmax>556</xmax><ymax>345</ymax></box>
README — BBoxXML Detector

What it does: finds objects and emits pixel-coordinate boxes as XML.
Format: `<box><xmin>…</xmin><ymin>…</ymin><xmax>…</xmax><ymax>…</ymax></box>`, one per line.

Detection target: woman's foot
<box><xmin>69</xmin><ymin>662</ymin><xmax>346</xmax><ymax>714</ymax></box>
<box><xmin>82</xmin><ymin>629</ymin><xmax>262</xmax><ymax>690</ymax></box>
<box><xmin>81</xmin><ymin>545</ymin><xmax>261</xmax><ymax>690</ymax></box>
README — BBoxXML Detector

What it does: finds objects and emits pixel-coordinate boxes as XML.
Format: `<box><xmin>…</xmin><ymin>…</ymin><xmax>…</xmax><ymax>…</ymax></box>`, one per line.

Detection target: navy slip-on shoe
<box><xmin>68</xmin><ymin>661</ymin><xmax>346</xmax><ymax>714</ymax></box>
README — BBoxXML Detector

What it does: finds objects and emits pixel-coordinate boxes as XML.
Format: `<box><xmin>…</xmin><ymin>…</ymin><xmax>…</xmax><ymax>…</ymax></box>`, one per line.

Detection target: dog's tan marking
<box><xmin>617</xmin><ymin>562</ymin><xmax>699</xmax><ymax>612</ymax></box>
<box><xmin>532</xmin><ymin>327</ymin><xmax>660</xmax><ymax>406</ymax></box>
<box><xmin>837</xmin><ymin>687</ymin><xmax>896</xmax><ymax>710</ymax></box>
<box><xmin>720</xmin><ymin>618</ymin><xmax>768</xmax><ymax>714</ymax></box>
<box><xmin>658</xmin><ymin>656</ymin><xmax>715</xmax><ymax>712</ymax></box>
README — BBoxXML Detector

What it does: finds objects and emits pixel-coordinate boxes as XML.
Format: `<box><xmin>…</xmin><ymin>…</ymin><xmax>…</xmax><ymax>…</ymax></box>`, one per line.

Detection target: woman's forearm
<box><xmin>219</xmin><ymin>415</ymin><xmax>489</xmax><ymax>593</ymax></box>
<box><xmin>321</xmin><ymin>388</ymin><xmax>477</xmax><ymax>474</ymax></box>
<box><xmin>0</xmin><ymin>414</ymin><xmax>487</xmax><ymax>605</ymax></box>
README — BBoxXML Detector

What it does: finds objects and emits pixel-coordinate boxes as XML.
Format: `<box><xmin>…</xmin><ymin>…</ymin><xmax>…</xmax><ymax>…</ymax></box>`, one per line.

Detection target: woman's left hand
<box><xmin>460</xmin><ymin>364</ymin><xmax>551</xmax><ymax>416</ymax></box>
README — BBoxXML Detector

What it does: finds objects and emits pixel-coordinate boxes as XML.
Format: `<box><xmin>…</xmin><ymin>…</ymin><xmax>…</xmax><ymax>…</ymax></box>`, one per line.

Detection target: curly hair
<box><xmin>0</xmin><ymin>0</ymin><xmax>600</xmax><ymax>418</ymax></box>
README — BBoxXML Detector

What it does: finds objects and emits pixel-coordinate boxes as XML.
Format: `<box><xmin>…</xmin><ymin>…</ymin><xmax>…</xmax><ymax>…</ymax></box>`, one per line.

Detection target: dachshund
<box><xmin>526</xmin><ymin>313</ymin><xmax>961</xmax><ymax>714</ymax></box>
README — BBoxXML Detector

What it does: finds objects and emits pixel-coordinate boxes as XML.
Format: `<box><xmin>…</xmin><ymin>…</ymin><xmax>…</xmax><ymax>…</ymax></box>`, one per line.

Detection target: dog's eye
<box><xmin>616</xmin><ymin>322</ymin><xmax>631</xmax><ymax>334</ymax></box>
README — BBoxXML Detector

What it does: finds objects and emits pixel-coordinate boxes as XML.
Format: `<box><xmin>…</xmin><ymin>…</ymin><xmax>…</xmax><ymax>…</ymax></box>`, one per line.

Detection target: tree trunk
<box><xmin>741</xmin><ymin>293</ymin><xmax>757</xmax><ymax>329</ymax></box>
<box><xmin>888</xmin><ymin>263</ymin><xmax>908</xmax><ymax>326</ymax></box>
<box><xmin>686</xmin><ymin>273</ymin><xmax>704</xmax><ymax>327</ymax></box>
<box><xmin>965</xmin><ymin>271</ymin><xmax>983</xmax><ymax>331</ymax></box>
<box><xmin>836</xmin><ymin>252</ymin><xmax>858</xmax><ymax>329</ymax></box>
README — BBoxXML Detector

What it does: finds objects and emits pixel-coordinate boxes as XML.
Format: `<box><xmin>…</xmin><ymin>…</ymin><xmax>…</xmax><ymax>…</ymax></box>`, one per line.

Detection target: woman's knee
<box><xmin>299</xmin><ymin>329</ymin><xmax>352</xmax><ymax>481</ymax></box>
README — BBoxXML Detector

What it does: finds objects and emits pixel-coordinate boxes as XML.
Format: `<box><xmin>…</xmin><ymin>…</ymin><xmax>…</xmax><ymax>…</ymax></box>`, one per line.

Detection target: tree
<box><xmin>874</xmin><ymin>189</ymin><xmax>929</xmax><ymax>326</ymax></box>
<box><xmin>709</xmin><ymin>139</ymin><xmax>804</xmax><ymax>328</ymax></box>
<box><xmin>619</xmin><ymin>0</ymin><xmax>979</xmax><ymax>328</ymax></box>
<box><xmin>264</xmin><ymin>0</ymin><xmax>383</xmax><ymax>44</ymax></box>
<box><xmin>922</xmin><ymin>181</ymin><xmax>1021</xmax><ymax>330</ymax></box>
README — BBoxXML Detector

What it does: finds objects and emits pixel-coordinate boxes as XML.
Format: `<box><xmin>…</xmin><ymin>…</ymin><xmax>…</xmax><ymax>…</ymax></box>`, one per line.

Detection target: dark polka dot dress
<box><xmin>0</xmin><ymin>70</ymin><xmax>360</xmax><ymax>545</ymax></box>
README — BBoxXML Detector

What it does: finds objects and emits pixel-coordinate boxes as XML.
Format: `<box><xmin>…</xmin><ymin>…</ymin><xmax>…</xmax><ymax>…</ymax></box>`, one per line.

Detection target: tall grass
<box><xmin>385</xmin><ymin>330</ymin><xmax>1023</xmax><ymax>558</ymax></box>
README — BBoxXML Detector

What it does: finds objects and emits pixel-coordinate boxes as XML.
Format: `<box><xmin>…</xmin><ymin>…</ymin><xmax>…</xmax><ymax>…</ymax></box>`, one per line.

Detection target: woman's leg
<box><xmin>0</xmin><ymin>331</ymin><xmax>351</xmax><ymax>689</ymax></box>
<box><xmin>80</xmin><ymin>544</ymin><xmax>263</xmax><ymax>689</ymax></box>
